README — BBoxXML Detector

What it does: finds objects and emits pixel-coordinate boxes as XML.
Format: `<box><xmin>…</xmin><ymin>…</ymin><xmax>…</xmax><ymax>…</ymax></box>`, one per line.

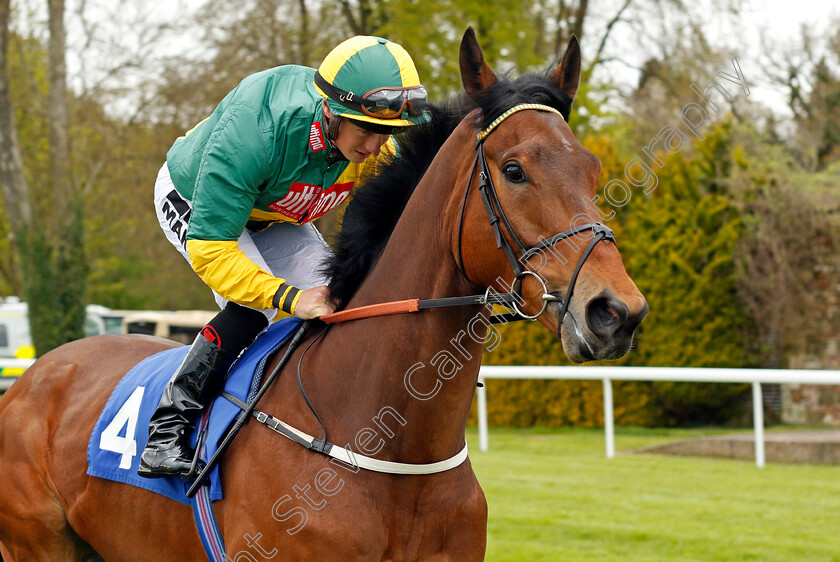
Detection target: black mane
<box><xmin>322</xmin><ymin>70</ymin><xmax>572</xmax><ymax>308</ymax></box>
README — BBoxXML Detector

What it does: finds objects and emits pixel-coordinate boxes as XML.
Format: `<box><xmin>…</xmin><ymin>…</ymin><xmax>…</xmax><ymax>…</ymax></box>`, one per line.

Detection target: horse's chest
<box><xmin>221</xmin><ymin>452</ymin><xmax>486</xmax><ymax>559</ymax></box>
<box><xmin>378</xmin><ymin>478</ymin><xmax>488</xmax><ymax>560</ymax></box>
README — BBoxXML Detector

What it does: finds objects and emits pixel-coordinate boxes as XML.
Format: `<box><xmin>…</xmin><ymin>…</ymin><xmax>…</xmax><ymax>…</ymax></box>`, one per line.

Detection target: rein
<box><xmin>320</xmin><ymin>291</ymin><xmax>519</xmax><ymax>324</ymax></box>
<box><xmin>322</xmin><ymin>103</ymin><xmax>615</xmax><ymax>326</ymax></box>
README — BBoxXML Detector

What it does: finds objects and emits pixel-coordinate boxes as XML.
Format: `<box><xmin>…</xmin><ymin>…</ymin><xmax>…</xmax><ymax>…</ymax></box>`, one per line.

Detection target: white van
<box><xmin>0</xmin><ymin>301</ymin><xmax>216</xmax><ymax>387</ymax></box>
<box><xmin>121</xmin><ymin>310</ymin><xmax>216</xmax><ymax>345</ymax></box>
<box><xmin>0</xmin><ymin>297</ymin><xmax>33</xmax><ymax>365</ymax></box>
<box><xmin>85</xmin><ymin>304</ymin><xmax>132</xmax><ymax>337</ymax></box>
<box><xmin>0</xmin><ymin>299</ymin><xmax>132</xmax><ymax>382</ymax></box>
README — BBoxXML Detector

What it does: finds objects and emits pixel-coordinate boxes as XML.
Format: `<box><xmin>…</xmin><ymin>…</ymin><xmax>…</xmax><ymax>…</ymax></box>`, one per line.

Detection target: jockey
<box><xmin>139</xmin><ymin>36</ymin><xmax>428</xmax><ymax>479</ymax></box>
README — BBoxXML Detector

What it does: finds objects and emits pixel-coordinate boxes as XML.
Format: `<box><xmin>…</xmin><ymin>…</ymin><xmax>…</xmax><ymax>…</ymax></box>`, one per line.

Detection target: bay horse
<box><xmin>0</xmin><ymin>28</ymin><xmax>646</xmax><ymax>560</ymax></box>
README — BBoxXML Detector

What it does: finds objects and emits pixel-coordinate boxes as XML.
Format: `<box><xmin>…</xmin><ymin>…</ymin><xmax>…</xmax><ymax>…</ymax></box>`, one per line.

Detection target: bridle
<box><xmin>455</xmin><ymin>103</ymin><xmax>615</xmax><ymax>323</ymax></box>
<box><xmin>320</xmin><ymin>103</ymin><xmax>616</xmax><ymax>325</ymax></box>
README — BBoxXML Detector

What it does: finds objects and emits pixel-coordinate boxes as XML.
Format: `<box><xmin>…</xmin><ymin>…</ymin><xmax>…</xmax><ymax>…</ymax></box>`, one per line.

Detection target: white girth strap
<box><xmin>327</xmin><ymin>441</ymin><xmax>469</xmax><ymax>475</ymax></box>
<box><xmin>257</xmin><ymin>412</ymin><xmax>469</xmax><ymax>475</ymax></box>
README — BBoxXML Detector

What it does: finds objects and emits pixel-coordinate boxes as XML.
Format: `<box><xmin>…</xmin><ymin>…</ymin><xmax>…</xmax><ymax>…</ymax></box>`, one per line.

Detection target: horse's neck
<box><xmin>307</xmin><ymin>126</ymin><xmax>488</xmax><ymax>462</ymax></box>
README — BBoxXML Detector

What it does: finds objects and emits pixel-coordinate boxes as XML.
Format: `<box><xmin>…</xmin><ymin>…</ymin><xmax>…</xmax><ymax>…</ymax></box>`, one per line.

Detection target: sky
<box><xmin>729</xmin><ymin>0</ymin><xmax>839</xmax><ymax>114</ymax></box>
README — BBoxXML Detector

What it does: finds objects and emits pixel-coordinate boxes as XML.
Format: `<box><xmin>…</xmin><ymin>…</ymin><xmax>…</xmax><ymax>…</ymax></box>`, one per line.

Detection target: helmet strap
<box><xmin>327</xmin><ymin>113</ymin><xmax>341</xmax><ymax>142</ymax></box>
<box><xmin>322</xmin><ymin>109</ymin><xmax>347</xmax><ymax>161</ymax></box>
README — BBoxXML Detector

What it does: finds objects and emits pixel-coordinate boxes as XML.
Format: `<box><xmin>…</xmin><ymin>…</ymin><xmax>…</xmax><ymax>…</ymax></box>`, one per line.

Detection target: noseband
<box><xmin>455</xmin><ymin>103</ymin><xmax>615</xmax><ymax>322</ymax></box>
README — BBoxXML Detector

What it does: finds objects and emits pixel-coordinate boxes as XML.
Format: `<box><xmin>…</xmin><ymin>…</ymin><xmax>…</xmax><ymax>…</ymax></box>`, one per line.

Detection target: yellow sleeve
<box><xmin>186</xmin><ymin>239</ymin><xmax>302</xmax><ymax>314</ymax></box>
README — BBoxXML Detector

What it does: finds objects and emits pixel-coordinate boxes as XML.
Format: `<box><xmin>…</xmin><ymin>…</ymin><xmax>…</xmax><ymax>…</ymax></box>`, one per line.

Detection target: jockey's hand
<box><xmin>293</xmin><ymin>285</ymin><xmax>336</xmax><ymax>320</ymax></box>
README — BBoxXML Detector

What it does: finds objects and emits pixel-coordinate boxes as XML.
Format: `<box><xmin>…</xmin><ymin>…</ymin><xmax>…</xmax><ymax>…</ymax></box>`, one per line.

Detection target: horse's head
<box><xmin>454</xmin><ymin>28</ymin><xmax>647</xmax><ymax>362</ymax></box>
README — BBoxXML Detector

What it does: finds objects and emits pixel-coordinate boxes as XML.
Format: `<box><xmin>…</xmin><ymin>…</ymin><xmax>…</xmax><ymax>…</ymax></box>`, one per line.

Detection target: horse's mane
<box><xmin>322</xmin><ymin>70</ymin><xmax>573</xmax><ymax>308</ymax></box>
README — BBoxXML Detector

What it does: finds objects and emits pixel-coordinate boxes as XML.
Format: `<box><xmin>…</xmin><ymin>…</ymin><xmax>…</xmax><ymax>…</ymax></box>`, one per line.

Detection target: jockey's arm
<box><xmin>184</xmin><ymin>102</ymin><xmax>304</xmax><ymax>315</ymax></box>
<box><xmin>184</xmin><ymin>112</ymin><xmax>395</xmax><ymax>319</ymax></box>
<box><xmin>186</xmin><ymin>239</ymin><xmax>302</xmax><ymax>312</ymax></box>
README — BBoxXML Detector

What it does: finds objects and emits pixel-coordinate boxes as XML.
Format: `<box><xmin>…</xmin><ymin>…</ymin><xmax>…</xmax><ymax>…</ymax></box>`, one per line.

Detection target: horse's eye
<box><xmin>503</xmin><ymin>162</ymin><xmax>526</xmax><ymax>184</ymax></box>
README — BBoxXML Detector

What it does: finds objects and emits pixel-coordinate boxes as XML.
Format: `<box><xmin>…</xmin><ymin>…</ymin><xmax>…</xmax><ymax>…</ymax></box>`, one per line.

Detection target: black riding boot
<box><xmin>137</xmin><ymin>334</ymin><xmax>229</xmax><ymax>479</ymax></box>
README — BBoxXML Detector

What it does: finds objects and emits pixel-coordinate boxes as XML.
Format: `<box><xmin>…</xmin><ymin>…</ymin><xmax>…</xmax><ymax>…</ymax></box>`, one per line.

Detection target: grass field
<box><xmin>467</xmin><ymin>427</ymin><xmax>840</xmax><ymax>561</ymax></box>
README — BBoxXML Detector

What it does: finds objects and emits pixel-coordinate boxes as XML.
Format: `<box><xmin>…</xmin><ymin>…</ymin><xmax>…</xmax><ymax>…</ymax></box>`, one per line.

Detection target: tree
<box><xmin>0</xmin><ymin>0</ymin><xmax>30</xmax><ymax>246</ymax></box>
<box><xmin>0</xmin><ymin>0</ymin><xmax>86</xmax><ymax>354</ymax></box>
<box><xmin>729</xmin><ymin>122</ymin><xmax>840</xmax><ymax>366</ymax></box>
<box><xmin>0</xmin><ymin>0</ymin><xmax>56</xmax><ymax>350</ymax></box>
<box><xmin>797</xmin><ymin>56</ymin><xmax>840</xmax><ymax>170</ymax></box>
<box><xmin>760</xmin><ymin>19</ymin><xmax>840</xmax><ymax>171</ymax></box>
<box><xmin>47</xmin><ymin>0</ymin><xmax>86</xmax><ymax>346</ymax></box>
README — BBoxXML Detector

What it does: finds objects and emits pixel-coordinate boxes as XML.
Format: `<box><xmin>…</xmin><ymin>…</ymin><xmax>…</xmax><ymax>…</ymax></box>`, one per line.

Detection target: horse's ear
<box><xmin>549</xmin><ymin>35</ymin><xmax>581</xmax><ymax>102</ymax></box>
<box><xmin>459</xmin><ymin>26</ymin><xmax>498</xmax><ymax>96</ymax></box>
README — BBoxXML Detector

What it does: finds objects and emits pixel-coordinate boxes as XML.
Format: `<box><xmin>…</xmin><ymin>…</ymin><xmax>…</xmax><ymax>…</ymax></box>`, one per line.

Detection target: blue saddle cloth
<box><xmin>86</xmin><ymin>317</ymin><xmax>303</xmax><ymax>504</ymax></box>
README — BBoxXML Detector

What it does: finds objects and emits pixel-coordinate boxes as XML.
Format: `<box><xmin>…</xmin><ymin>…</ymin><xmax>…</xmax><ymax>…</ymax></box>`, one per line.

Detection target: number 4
<box><xmin>99</xmin><ymin>386</ymin><xmax>145</xmax><ymax>469</ymax></box>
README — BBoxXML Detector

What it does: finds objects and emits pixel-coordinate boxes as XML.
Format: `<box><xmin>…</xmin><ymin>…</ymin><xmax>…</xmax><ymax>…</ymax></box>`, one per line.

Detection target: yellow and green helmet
<box><xmin>314</xmin><ymin>36</ymin><xmax>428</xmax><ymax>129</ymax></box>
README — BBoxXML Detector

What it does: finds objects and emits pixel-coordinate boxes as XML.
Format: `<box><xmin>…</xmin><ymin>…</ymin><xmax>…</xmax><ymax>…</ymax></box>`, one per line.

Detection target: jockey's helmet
<box><xmin>314</xmin><ymin>36</ymin><xmax>428</xmax><ymax>132</ymax></box>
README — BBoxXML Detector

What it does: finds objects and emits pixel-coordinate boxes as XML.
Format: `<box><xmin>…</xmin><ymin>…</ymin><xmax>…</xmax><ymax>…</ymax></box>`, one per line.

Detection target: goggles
<box><xmin>315</xmin><ymin>72</ymin><xmax>428</xmax><ymax>120</ymax></box>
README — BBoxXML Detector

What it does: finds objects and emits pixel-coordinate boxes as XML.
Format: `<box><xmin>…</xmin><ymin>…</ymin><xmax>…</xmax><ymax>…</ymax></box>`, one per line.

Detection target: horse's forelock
<box><xmin>473</xmin><ymin>72</ymin><xmax>573</xmax><ymax>130</ymax></box>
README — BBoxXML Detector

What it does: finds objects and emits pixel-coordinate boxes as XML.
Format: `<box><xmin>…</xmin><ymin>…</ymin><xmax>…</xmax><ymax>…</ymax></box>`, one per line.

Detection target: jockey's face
<box><xmin>324</xmin><ymin>104</ymin><xmax>389</xmax><ymax>163</ymax></box>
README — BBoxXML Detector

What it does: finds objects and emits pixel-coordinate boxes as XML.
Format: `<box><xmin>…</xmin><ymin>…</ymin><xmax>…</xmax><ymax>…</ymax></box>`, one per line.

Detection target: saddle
<box><xmin>87</xmin><ymin>317</ymin><xmax>304</xmax><ymax>504</ymax></box>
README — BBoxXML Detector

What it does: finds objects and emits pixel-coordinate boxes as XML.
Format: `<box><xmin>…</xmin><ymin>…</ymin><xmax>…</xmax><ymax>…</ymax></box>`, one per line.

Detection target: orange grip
<box><xmin>320</xmin><ymin>299</ymin><xmax>420</xmax><ymax>324</ymax></box>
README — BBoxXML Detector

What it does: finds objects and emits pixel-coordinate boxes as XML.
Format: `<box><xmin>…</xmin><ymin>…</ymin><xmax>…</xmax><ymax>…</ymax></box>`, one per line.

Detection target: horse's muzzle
<box><xmin>557</xmin><ymin>290</ymin><xmax>648</xmax><ymax>362</ymax></box>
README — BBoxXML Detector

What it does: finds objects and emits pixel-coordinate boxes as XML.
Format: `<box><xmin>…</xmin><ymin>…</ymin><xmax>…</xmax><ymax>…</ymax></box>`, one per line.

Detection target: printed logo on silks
<box><xmin>269</xmin><ymin>181</ymin><xmax>353</xmax><ymax>223</ymax></box>
<box><xmin>302</xmin><ymin>181</ymin><xmax>354</xmax><ymax>223</ymax></box>
<box><xmin>309</xmin><ymin>122</ymin><xmax>326</xmax><ymax>152</ymax></box>
<box><xmin>269</xmin><ymin>183</ymin><xmax>322</xmax><ymax>222</ymax></box>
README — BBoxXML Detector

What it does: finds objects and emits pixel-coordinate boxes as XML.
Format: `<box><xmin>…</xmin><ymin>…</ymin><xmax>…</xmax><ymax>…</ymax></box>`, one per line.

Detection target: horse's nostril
<box><xmin>593</xmin><ymin>300</ymin><xmax>616</xmax><ymax>324</ymax></box>
<box><xmin>586</xmin><ymin>293</ymin><xmax>629</xmax><ymax>339</ymax></box>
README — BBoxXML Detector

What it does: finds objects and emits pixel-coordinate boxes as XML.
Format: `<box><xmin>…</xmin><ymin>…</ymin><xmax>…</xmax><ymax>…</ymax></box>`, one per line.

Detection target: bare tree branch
<box><xmin>0</xmin><ymin>0</ymin><xmax>32</xmax><ymax>233</ymax></box>
<box><xmin>48</xmin><ymin>0</ymin><xmax>73</xmax><ymax>224</ymax></box>
<box><xmin>592</xmin><ymin>0</ymin><xmax>633</xmax><ymax>68</ymax></box>
<box><xmin>339</xmin><ymin>0</ymin><xmax>361</xmax><ymax>35</ymax></box>
<box><xmin>571</xmin><ymin>0</ymin><xmax>588</xmax><ymax>41</ymax></box>
<box><xmin>80</xmin><ymin>93</ymin><xmax>156</xmax><ymax>197</ymax></box>
<box><xmin>298</xmin><ymin>0</ymin><xmax>309</xmax><ymax>64</ymax></box>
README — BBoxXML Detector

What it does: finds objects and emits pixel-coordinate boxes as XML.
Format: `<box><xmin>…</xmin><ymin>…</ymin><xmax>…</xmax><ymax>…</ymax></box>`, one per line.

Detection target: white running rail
<box><xmin>476</xmin><ymin>366</ymin><xmax>840</xmax><ymax>468</ymax></box>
